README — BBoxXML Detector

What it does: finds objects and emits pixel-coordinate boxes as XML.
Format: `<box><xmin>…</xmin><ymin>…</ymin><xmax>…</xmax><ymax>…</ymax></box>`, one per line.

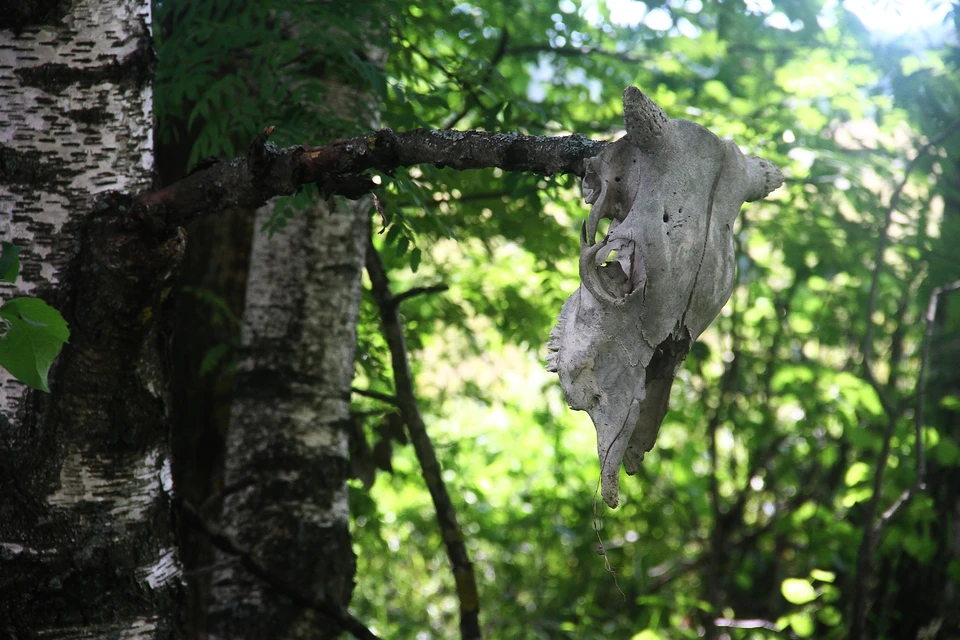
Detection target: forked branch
<box><xmin>364</xmin><ymin>232</ymin><xmax>482</xmax><ymax>640</ymax></box>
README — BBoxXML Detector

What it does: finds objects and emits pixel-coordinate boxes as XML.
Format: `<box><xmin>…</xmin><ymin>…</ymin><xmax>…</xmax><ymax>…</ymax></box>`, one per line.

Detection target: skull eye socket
<box><xmin>600</xmin><ymin>248</ymin><xmax>619</xmax><ymax>267</ymax></box>
<box><xmin>582</xmin><ymin>171</ymin><xmax>602</xmax><ymax>205</ymax></box>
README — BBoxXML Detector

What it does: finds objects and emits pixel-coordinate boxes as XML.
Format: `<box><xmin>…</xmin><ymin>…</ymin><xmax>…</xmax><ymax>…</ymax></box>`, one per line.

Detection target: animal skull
<box><xmin>546</xmin><ymin>87</ymin><xmax>783</xmax><ymax>508</ymax></box>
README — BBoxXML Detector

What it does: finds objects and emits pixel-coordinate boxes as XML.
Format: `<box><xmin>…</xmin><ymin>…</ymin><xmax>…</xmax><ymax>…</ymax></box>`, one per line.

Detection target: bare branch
<box><xmin>849</xmin><ymin>278</ymin><xmax>960</xmax><ymax>639</ymax></box>
<box><xmin>198</xmin><ymin>476</ymin><xmax>258</xmax><ymax>515</ymax></box>
<box><xmin>644</xmin><ymin>556</ymin><xmax>704</xmax><ymax>594</ymax></box>
<box><xmin>849</xmin><ymin>410</ymin><xmax>898</xmax><ymax>640</ymax></box>
<box><xmin>873</xmin><ymin>280</ymin><xmax>960</xmax><ymax>531</ymax></box>
<box><xmin>715</xmin><ymin>618</ymin><xmax>780</xmax><ymax>631</ymax></box>
<box><xmin>388</xmin><ymin>284</ymin><xmax>449</xmax><ymax>308</ymax></box>
<box><xmin>505</xmin><ymin>44</ymin><xmax>652</xmax><ymax>64</ymax></box>
<box><xmin>704</xmin><ymin>301</ymin><xmax>743</xmax><ymax>634</ymax></box>
<box><xmin>861</xmin><ymin>121</ymin><xmax>960</xmax><ymax>401</ymax></box>
<box><xmin>849</xmin><ymin>121</ymin><xmax>960</xmax><ymax>640</ymax></box>
<box><xmin>351</xmin><ymin>386</ymin><xmax>400</xmax><ymax>406</ymax></box>
<box><xmin>128</xmin><ymin>127</ymin><xmax>606</xmax><ymax>231</ymax></box>
<box><xmin>364</xmin><ymin>232</ymin><xmax>482</xmax><ymax>640</ymax></box>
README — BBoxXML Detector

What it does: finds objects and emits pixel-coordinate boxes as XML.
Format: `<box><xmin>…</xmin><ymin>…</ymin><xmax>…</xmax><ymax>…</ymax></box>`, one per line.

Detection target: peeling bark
<box><xmin>0</xmin><ymin>1</ymin><xmax>184</xmax><ymax>636</ymax></box>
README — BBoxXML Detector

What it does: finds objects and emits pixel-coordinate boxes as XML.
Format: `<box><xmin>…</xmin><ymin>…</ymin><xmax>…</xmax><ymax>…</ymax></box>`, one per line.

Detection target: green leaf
<box><xmin>817</xmin><ymin>605</ymin><xmax>843</xmax><ymax>627</ymax></box>
<box><xmin>789</xmin><ymin>612</ymin><xmax>815</xmax><ymax>637</ymax></box>
<box><xmin>410</xmin><ymin>248</ymin><xmax>422</xmax><ymax>273</ymax></box>
<box><xmin>199</xmin><ymin>344</ymin><xmax>229</xmax><ymax>375</ymax></box>
<box><xmin>934</xmin><ymin>436</ymin><xmax>960</xmax><ymax>466</ymax></box>
<box><xmin>941</xmin><ymin>396</ymin><xmax>960</xmax><ymax>411</ymax></box>
<box><xmin>841</xmin><ymin>486</ymin><xmax>873</xmax><ymax>508</ymax></box>
<box><xmin>810</xmin><ymin>569</ymin><xmax>836</xmax><ymax>583</ymax></box>
<box><xmin>0</xmin><ymin>242</ymin><xmax>23</xmax><ymax>283</ymax></box>
<box><xmin>844</xmin><ymin>461</ymin><xmax>871</xmax><ymax>486</ymax></box>
<box><xmin>781</xmin><ymin>578</ymin><xmax>818</xmax><ymax>605</ymax></box>
<box><xmin>0</xmin><ymin>297</ymin><xmax>70</xmax><ymax>392</ymax></box>
<box><xmin>394</xmin><ymin>236</ymin><xmax>410</xmax><ymax>258</ymax></box>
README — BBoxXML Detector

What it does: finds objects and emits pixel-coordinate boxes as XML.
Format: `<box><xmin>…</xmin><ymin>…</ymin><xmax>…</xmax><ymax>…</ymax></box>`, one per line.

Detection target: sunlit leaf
<box><xmin>844</xmin><ymin>461</ymin><xmax>871</xmax><ymax>486</ymax></box>
<box><xmin>789</xmin><ymin>612</ymin><xmax>815</xmax><ymax>637</ymax></box>
<box><xmin>810</xmin><ymin>569</ymin><xmax>836</xmax><ymax>583</ymax></box>
<box><xmin>941</xmin><ymin>396</ymin><xmax>960</xmax><ymax>411</ymax></box>
<box><xmin>782</xmin><ymin>578</ymin><xmax>818</xmax><ymax>605</ymax></box>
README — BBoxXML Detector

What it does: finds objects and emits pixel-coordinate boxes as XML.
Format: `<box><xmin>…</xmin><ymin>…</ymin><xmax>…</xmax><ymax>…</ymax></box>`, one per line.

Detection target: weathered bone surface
<box><xmin>546</xmin><ymin>87</ymin><xmax>783</xmax><ymax>508</ymax></box>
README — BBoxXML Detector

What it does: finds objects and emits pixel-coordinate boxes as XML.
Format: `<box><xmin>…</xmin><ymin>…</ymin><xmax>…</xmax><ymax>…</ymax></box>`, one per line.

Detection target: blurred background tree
<box><xmin>154</xmin><ymin>0</ymin><xmax>960</xmax><ymax>637</ymax></box>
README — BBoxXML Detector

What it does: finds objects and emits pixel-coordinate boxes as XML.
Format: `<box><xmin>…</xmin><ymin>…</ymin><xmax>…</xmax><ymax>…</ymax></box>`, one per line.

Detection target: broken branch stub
<box><xmin>546</xmin><ymin>86</ymin><xmax>783</xmax><ymax>508</ymax></box>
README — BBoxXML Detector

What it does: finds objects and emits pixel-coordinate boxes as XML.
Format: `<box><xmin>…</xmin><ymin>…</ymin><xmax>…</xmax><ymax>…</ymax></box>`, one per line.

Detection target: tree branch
<box><xmin>873</xmin><ymin>280</ymin><xmax>960</xmax><ymax>531</ymax></box>
<box><xmin>849</xmin><ymin>279</ymin><xmax>960</xmax><ymax>639</ymax></box>
<box><xmin>505</xmin><ymin>44</ymin><xmax>652</xmax><ymax>64</ymax></box>
<box><xmin>861</xmin><ymin>121</ymin><xmax>960</xmax><ymax>403</ymax></box>
<box><xmin>849</xmin><ymin>411</ymin><xmax>898</xmax><ymax>639</ymax></box>
<box><xmin>351</xmin><ymin>386</ymin><xmax>400</xmax><ymax>406</ymax></box>
<box><xmin>443</xmin><ymin>26</ymin><xmax>510</xmax><ymax>130</ymax></box>
<box><xmin>177</xmin><ymin>500</ymin><xmax>379</xmax><ymax>640</ymax></box>
<box><xmin>387</xmin><ymin>284</ymin><xmax>449</xmax><ymax>308</ymax></box>
<box><xmin>849</xmin><ymin>122</ymin><xmax>960</xmax><ymax>639</ymax></box>
<box><xmin>703</xmin><ymin>304</ymin><xmax>743</xmax><ymax>638</ymax></box>
<box><xmin>128</xmin><ymin>126</ymin><xmax>606</xmax><ymax>230</ymax></box>
<box><xmin>714</xmin><ymin>618</ymin><xmax>779</xmax><ymax>631</ymax></box>
<box><xmin>364</xmin><ymin>232</ymin><xmax>482</xmax><ymax>640</ymax></box>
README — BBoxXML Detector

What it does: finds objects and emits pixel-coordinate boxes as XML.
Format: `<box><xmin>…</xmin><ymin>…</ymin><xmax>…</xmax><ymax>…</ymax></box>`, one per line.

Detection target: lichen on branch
<box><xmin>128</xmin><ymin>126</ymin><xmax>609</xmax><ymax>230</ymax></box>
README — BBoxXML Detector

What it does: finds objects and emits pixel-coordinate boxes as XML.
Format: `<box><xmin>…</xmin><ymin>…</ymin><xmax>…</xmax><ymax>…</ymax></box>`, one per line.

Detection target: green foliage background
<box><xmin>155</xmin><ymin>0</ymin><xmax>960</xmax><ymax>637</ymax></box>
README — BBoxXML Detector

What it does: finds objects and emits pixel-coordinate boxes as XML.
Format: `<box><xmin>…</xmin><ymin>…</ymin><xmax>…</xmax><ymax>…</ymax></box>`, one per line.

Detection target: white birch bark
<box><xmin>209</xmin><ymin>199</ymin><xmax>366</xmax><ymax>639</ymax></box>
<box><xmin>0</xmin><ymin>2</ymin><xmax>183</xmax><ymax>636</ymax></box>
<box><xmin>0</xmin><ymin>0</ymin><xmax>153</xmax><ymax>404</ymax></box>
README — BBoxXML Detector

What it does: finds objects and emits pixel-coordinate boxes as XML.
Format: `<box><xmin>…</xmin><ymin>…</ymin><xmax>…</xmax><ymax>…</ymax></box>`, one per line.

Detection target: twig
<box><xmin>849</xmin><ymin>412</ymin><xmax>898</xmax><ymax>638</ymax></box>
<box><xmin>392</xmin><ymin>190</ymin><xmax>516</xmax><ymax>210</ymax></box>
<box><xmin>861</xmin><ymin>121</ymin><xmax>960</xmax><ymax>404</ymax></box>
<box><xmin>644</xmin><ymin>556</ymin><xmax>704</xmax><ymax>594</ymax></box>
<box><xmin>364</xmin><ymin>231</ymin><xmax>482</xmax><ymax>640</ymax></box>
<box><xmin>402</xmin><ymin>38</ymin><xmax>493</xmax><ymax>128</ymax></box>
<box><xmin>198</xmin><ymin>477</ymin><xmax>258</xmax><ymax>515</ymax></box>
<box><xmin>703</xmin><ymin>310</ymin><xmax>741</xmax><ymax>639</ymax></box>
<box><xmin>873</xmin><ymin>280</ymin><xmax>960</xmax><ymax>531</ymax></box>
<box><xmin>849</xmin><ymin>279</ymin><xmax>960</xmax><ymax>639</ymax></box>
<box><xmin>504</xmin><ymin>44</ymin><xmax>652</xmax><ymax>64</ymax></box>
<box><xmin>443</xmin><ymin>26</ymin><xmax>510</xmax><ymax>131</ymax></box>
<box><xmin>387</xmin><ymin>284</ymin><xmax>449</xmax><ymax>308</ymax></box>
<box><xmin>849</xmin><ymin>125</ymin><xmax>960</xmax><ymax>640</ymax></box>
<box><xmin>714</xmin><ymin>618</ymin><xmax>779</xmax><ymax>631</ymax></box>
<box><xmin>178</xmin><ymin>500</ymin><xmax>380</xmax><ymax>640</ymax></box>
<box><xmin>180</xmin><ymin>559</ymin><xmax>237</xmax><ymax>578</ymax></box>
<box><xmin>351</xmin><ymin>386</ymin><xmax>400</xmax><ymax>406</ymax></box>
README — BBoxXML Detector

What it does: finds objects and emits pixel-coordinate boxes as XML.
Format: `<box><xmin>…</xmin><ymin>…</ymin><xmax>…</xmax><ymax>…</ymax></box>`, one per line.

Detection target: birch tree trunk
<box><xmin>205</xmin><ymin>10</ymin><xmax>382</xmax><ymax>634</ymax></box>
<box><xmin>0</xmin><ymin>1</ymin><xmax>184</xmax><ymax>636</ymax></box>
<box><xmin>209</xmin><ymin>200</ymin><xmax>367</xmax><ymax>639</ymax></box>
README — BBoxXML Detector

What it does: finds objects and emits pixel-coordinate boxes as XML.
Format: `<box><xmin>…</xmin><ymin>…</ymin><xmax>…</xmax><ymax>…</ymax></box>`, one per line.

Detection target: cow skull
<box><xmin>546</xmin><ymin>87</ymin><xmax>783</xmax><ymax>508</ymax></box>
